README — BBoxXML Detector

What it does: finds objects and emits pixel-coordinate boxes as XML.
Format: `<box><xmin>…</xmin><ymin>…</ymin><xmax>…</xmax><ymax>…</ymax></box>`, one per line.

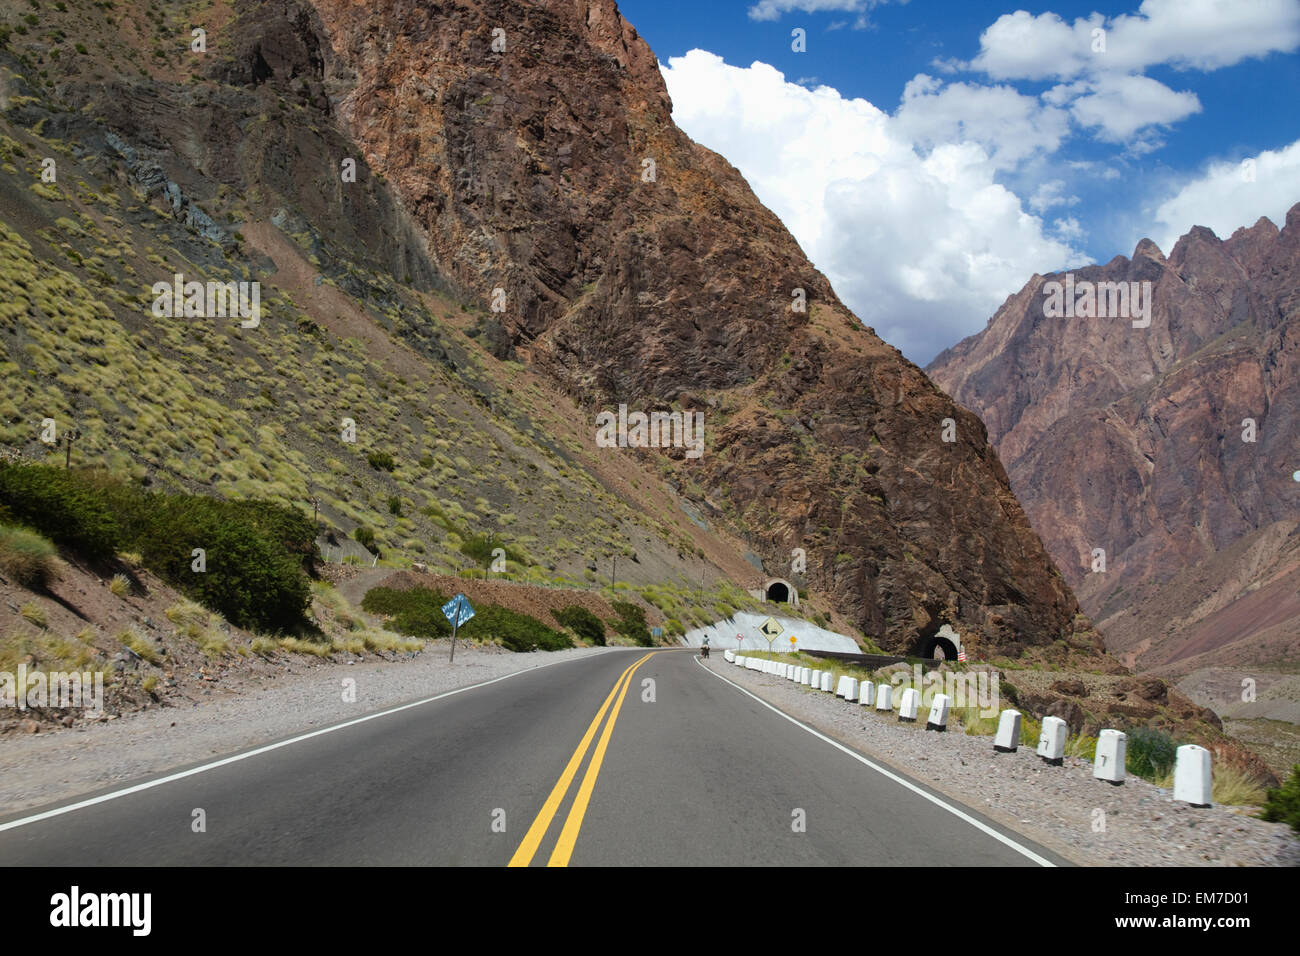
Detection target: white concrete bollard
<box><xmin>994</xmin><ymin>710</ymin><xmax>1021</xmax><ymax>752</ymax></box>
<box><xmin>1174</xmin><ymin>744</ymin><xmax>1212</xmax><ymax>807</ymax></box>
<box><xmin>1093</xmin><ymin>729</ymin><xmax>1126</xmax><ymax>784</ymax></box>
<box><xmin>898</xmin><ymin>687</ymin><xmax>920</xmax><ymax>722</ymax></box>
<box><xmin>874</xmin><ymin>684</ymin><xmax>893</xmax><ymax>712</ymax></box>
<box><xmin>1037</xmin><ymin>715</ymin><xmax>1067</xmax><ymax>765</ymax></box>
<box><xmin>819</xmin><ymin>671</ymin><xmax>833</xmax><ymax>692</ymax></box>
<box><xmin>926</xmin><ymin>693</ymin><xmax>950</xmax><ymax>731</ymax></box>
<box><xmin>800</xmin><ymin>668</ymin><xmax>812</xmax><ymax>686</ymax></box>
<box><xmin>724</xmin><ymin>649</ymin><xmax>735</xmax><ymax>663</ymax></box>
<box><xmin>835</xmin><ymin>675</ymin><xmax>859</xmax><ymax>700</ymax></box>
<box><xmin>789</xmin><ymin>666</ymin><xmax>799</xmax><ymax>682</ymax></box>
<box><xmin>735</xmin><ymin>655</ymin><xmax>746</xmax><ymax>667</ymax></box>
<box><xmin>858</xmin><ymin>681</ymin><xmax>875</xmax><ymax>706</ymax></box>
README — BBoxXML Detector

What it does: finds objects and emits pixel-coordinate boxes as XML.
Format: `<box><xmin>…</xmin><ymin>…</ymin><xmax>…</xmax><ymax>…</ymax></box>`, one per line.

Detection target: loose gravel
<box><xmin>704</xmin><ymin>656</ymin><xmax>1300</xmax><ymax>867</ymax></box>
<box><xmin>0</xmin><ymin>643</ymin><xmax>614</xmax><ymax>816</ymax></box>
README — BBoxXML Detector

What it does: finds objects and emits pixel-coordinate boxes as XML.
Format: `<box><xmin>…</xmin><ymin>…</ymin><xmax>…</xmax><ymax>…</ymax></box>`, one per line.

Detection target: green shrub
<box><xmin>138</xmin><ymin>497</ymin><xmax>311</xmax><ymax>633</ymax></box>
<box><xmin>367</xmin><ymin>451</ymin><xmax>395</xmax><ymax>472</ymax></box>
<box><xmin>0</xmin><ymin>524</ymin><xmax>61</xmax><ymax>589</ymax></box>
<box><xmin>354</xmin><ymin>525</ymin><xmax>376</xmax><ymax>550</ymax></box>
<box><xmin>610</xmin><ymin>600</ymin><xmax>653</xmax><ymax>646</ymax></box>
<box><xmin>1126</xmin><ymin>726</ymin><xmax>1178</xmax><ymax>781</ymax></box>
<box><xmin>361</xmin><ymin>586</ymin><xmax>451</xmax><ymax>638</ymax></box>
<box><xmin>361</xmin><ymin>586</ymin><xmax>571</xmax><ymax>651</ymax></box>
<box><xmin>387</xmin><ymin>495</ymin><xmax>402</xmax><ymax>516</ymax></box>
<box><xmin>1260</xmin><ymin>765</ymin><xmax>1300</xmax><ymax>832</ymax></box>
<box><xmin>466</xmin><ymin>604</ymin><xmax>571</xmax><ymax>652</ymax></box>
<box><xmin>0</xmin><ymin>464</ymin><xmax>121</xmax><ymax>561</ymax></box>
<box><xmin>459</xmin><ymin>533</ymin><xmax>528</xmax><ymax>568</ymax></box>
<box><xmin>223</xmin><ymin>499</ymin><xmax>319</xmax><ymax>572</ymax></box>
<box><xmin>553</xmin><ymin>605</ymin><xmax>605</xmax><ymax>646</ymax></box>
<box><xmin>0</xmin><ymin>466</ymin><xmax>314</xmax><ymax>632</ymax></box>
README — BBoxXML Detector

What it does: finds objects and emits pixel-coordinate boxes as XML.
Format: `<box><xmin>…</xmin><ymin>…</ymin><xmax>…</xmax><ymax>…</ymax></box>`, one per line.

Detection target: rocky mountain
<box><xmin>929</xmin><ymin>206</ymin><xmax>1300</xmax><ymax>674</ymax></box>
<box><xmin>0</xmin><ymin>0</ymin><xmax>1093</xmax><ymax>662</ymax></box>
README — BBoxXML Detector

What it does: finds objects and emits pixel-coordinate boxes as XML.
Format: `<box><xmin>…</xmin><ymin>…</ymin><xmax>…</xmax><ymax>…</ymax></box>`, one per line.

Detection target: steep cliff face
<box><xmin>0</xmin><ymin>0</ymin><xmax>1086</xmax><ymax>659</ymax></box>
<box><xmin>299</xmin><ymin>0</ymin><xmax>1084</xmax><ymax>657</ymax></box>
<box><xmin>929</xmin><ymin>207</ymin><xmax>1300</xmax><ymax>671</ymax></box>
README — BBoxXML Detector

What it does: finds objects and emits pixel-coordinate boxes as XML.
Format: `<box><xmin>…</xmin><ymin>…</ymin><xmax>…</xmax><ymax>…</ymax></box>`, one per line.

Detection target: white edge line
<box><xmin>0</xmin><ymin>649</ymin><xmax>632</xmax><ymax>834</ymax></box>
<box><xmin>695</xmin><ymin>657</ymin><xmax>1058</xmax><ymax>867</ymax></box>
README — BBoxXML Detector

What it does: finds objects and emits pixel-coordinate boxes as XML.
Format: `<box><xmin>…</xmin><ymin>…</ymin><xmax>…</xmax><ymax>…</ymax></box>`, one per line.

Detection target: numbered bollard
<box><xmin>1093</xmin><ymin>729</ymin><xmax>1126</xmax><ymax>784</ymax></box>
<box><xmin>926</xmin><ymin>693</ymin><xmax>950</xmax><ymax>731</ymax></box>
<box><xmin>1037</xmin><ymin>715</ymin><xmax>1067</xmax><ymax>766</ymax></box>
<box><xmin>994</xmin><ymin>710</ymin><xmax>1021</xmax><ymax>753</ymax></box>
<box><xmin>898</xmin><ymin>687</ymin><xmax>919</xmax><ymax>722</ymax></box>
<box><xmin>1173</xmin><ymin>744</ymin><xmax>1212</xmax><ymax>808</ymax></box>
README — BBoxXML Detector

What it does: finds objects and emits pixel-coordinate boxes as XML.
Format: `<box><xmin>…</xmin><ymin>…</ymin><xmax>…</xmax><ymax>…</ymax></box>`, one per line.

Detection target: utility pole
<box><xmin>610</xmin><ymin>553</ymin><xmax>616</xmax><ymax>592</ymax></box>
<box><xmin>306</xmin><ymin>479</ymin><xmax>319</xmax><ymax>531</ymax></box>
<box><xmin>63</xmin><ymin>427</ymin><xmax>79</xmax><ymax>469</ymax></box>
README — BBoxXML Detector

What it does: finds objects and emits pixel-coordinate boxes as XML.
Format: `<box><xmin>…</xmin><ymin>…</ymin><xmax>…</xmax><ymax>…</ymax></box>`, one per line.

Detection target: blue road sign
<box><xmin>442</xmin><ymin>593</ymin><xmax>475</xmax><ymax>628</ymax></box>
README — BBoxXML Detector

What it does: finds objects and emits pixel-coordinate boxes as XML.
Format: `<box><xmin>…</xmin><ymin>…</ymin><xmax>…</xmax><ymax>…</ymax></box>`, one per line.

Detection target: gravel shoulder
<box><xmin>703</xmin><ymin>657</ymin><xmax>1300</xmax><ymax>867</ymax></box>
<box><xmin>0</xmin><ymin>643</ymin><xmax>615</xmax><ymax>816</ymax></box>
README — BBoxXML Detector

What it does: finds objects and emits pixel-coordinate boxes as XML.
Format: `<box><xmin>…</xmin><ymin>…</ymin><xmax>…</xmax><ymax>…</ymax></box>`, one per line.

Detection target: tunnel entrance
<box><xmin>924</xmin><ymin>635</ymin><xmax>960</xmax><ymax>662</ymax></box>
<box><xmin>912</xmin><ymin>621</ymin><xmax>962</xmax><ymax>661</ymax></box>
<box><xmin>766</xmin><ymin>580</ymin><xmax>790</xmax><ymax>603</ymax></box>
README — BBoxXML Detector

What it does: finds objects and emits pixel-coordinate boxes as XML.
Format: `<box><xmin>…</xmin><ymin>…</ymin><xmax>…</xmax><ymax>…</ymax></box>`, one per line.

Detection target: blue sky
<box><xmin>617</xmin><ymin>0</ymin><xmax>1300</xmax><ymax>364</ymax></box>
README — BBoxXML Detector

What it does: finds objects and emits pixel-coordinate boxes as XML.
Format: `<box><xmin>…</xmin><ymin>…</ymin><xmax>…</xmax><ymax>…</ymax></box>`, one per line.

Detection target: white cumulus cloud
<box><xmin>661</xmin><ymin>50</ymin><xmax>1087</xmax><ymax>365</ymax></box>
<box><xmin>1060</xmin><ymin>72</ymin><xmax>1201</xmax><ymax>144</ymax></box>
<box><xmin>1149</xmin><ymin>139</ymin><xmax>1300</xmax><ymax>252</ymax></box>
<box><xmin>965</xmin><ymin>1</ymin><xmax>1298</xmax><ymax>149</ymax></box>
<box><xmin>970</xmin><ymin>0</ymin><xmax>1300</xmax><ymax>80</ymax></box>
<box><xmin>895</xmin><ymin>74</ymin><xmax>1071</xmax><ymax>170</ymax></box>
<box><xmin>747</xmin><ymin>0</ymin><xmax>890</xmax><ymax>23</ymax></box>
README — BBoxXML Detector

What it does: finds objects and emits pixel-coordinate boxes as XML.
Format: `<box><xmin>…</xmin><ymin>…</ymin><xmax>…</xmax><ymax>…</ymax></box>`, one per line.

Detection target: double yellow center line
<box><xmin>508</xmin><ymin>650</ymin><xmax>658</xmax><ymax>867</ymax></box>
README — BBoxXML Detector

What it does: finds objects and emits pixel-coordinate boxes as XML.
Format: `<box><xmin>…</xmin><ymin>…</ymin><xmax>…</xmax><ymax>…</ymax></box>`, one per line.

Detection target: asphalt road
<box><xmin>0</xmin><ymin>648</ymin><xmax>1068</xmax><ymax>866</ymax></box>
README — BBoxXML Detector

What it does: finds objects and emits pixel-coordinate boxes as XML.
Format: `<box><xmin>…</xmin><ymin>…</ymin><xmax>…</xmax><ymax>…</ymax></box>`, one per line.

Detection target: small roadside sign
<box><xmin>442</xmin><ymin>593</ymin><xmax>475</xmax><ymax>662</ymax></box>
<box><xmin>442</xmin><ymin>593</ymin><xmax>475</xmax><ymax>628</ymax></box>
<box><xmin>760</xmin><ymin>616</ymin><xmax>783</xmax><ymax>652</ymax></box>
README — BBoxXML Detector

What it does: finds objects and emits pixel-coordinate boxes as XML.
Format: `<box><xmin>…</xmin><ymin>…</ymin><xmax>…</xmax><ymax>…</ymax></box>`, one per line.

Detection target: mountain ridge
<box><xmin>929</xmin><ymin>202</ymin><xmax>1300</xmax><ymax>673</ymax></box>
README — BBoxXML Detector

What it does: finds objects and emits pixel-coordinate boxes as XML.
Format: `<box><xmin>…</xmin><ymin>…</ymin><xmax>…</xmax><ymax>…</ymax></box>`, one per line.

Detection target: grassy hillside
<box><xmin>0</xmin><ymin>81</ymin><xmax>746</xmax><ymax>602</ymax></box>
